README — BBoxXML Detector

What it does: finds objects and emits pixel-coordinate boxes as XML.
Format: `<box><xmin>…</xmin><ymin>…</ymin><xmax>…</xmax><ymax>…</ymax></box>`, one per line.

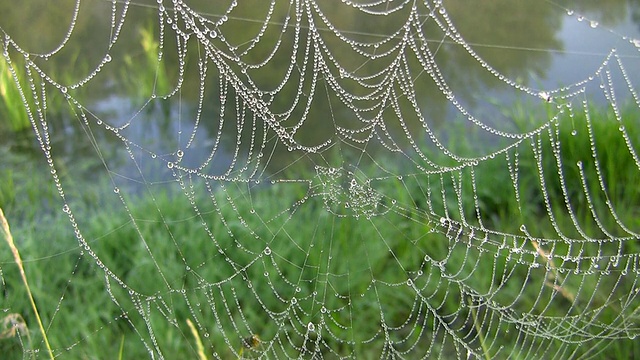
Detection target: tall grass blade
<box><xmin>0</xmin><ymin>208</ymin><xmax>54</xmax><ymax>360</ymax></box>
<box><xmin>186</xmin><ymin>318</ymin><xmax>208</xmax><ymax>360</ymax></box>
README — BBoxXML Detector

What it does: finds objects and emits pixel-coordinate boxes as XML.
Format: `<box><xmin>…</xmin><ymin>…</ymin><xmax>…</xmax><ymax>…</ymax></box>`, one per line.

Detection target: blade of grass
<box><xmin>468</xmin><ymin>297</ymin><xmax>491</xmax><ymax>360</ymax></box>
<box><xmin>118</xmin><ymin>334</ymin><xmax>125</xmax><ymax>360</ymax></box>
<box><xmin>186</xmin><ymin>318</ymin><xmax>208</xmax><ymax>360</ymax></box>
<box><xmin>530</xmin><ymin>237</ymin><xmax>577</xmax><ymax>303</ymax></box>
<box><xmin>0</xmin><ymin>208</ymin><xmax>54</xmax><ymax>360</ymax></box>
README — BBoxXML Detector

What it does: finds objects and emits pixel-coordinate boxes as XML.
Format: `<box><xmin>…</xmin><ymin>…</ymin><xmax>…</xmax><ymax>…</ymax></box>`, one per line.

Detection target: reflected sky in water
<box><xmin>551</xmin><ymin>9</ymin><xmax>640</xmax><ymax>87</ymax></box>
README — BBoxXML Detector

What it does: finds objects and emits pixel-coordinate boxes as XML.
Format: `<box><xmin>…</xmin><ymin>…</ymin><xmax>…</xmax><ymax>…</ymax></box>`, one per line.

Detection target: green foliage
<box><xmin>122</xmin><ymin>24</ymin><xmax>171</xmax><ymax>101</ymax></box>
<box><xmin>0</xmin><ymin>147</ymin><xmax>56</xmax><ymax>216</ymax></box>
<box><xmin>0</xmin><ymin>54</ymin><xmax>30</xmax><ymax>133</ymax></box>
<box><xmin>426</xmin><ymin>101</ymin><xmax>640</xmax><ymax>239</ymax></box>
<box><xmin>1</xmin><ymin>102</ymin><xmax>639</xmax><ymax>359</ymax></box>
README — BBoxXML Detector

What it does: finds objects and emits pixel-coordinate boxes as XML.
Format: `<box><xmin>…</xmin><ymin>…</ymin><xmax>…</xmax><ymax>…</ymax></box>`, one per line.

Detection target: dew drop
<box><xmin>167</xmin><ymin>162</ymin><xmax>174</xmax><ymax>169</ymax></box>
<box><xmin>590</xmin><ymin>20</ymin><xmax>598</xmax><ymax>28</ymax></box>
<box><xmin>571</xmin><ymin>130</ymin><xmax>577</xmax><ymax>136</ymax></box>
<box><xmin>264</xmin><ymin>247</ymin><xmax>271</xmax><ymax>255</ymax></box>
<box><xmin>104</xmin><ymin>54</ymin><xmax>112</xmax><ymax>62</ymax></box>
<box><xmin>62</xmin><ymin>204</ymin><xmax>70</xmax><ymax>213</ymax></box>
<box><xmin>307</xmin><ymin>322</ymin><xmax>315</xmax><ymax>332</ymax></box>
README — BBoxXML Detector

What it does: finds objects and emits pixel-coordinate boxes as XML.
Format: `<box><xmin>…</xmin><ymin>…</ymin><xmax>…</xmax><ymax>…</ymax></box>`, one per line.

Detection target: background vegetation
<box><xmin>1</xmin><ymin>2</ymin><xmax>640</xmax><ymax>358</ymax></box>
<box><xmin>1</xmin><ymin>101</ymin><xmax>639</xmax><ymax>358</ymax></box>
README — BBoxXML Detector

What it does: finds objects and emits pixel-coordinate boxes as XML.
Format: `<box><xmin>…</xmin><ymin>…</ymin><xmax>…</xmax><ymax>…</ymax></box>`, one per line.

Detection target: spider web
<box><xmin>1</xmin><ymin>0</ymin><xmax>640</xmax><ymax>358</ymax></box>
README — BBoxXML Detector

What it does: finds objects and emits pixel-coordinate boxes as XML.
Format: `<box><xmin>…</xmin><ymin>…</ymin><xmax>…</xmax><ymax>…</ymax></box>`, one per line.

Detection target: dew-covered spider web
<box><xmin>2</xmin><ymin>0</ymin><xmax>640</xmax><ymax>358</ymax></box>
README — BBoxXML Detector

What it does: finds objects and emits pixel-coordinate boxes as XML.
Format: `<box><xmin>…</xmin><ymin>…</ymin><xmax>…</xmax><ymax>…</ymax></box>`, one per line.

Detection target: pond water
<box><xmin>1</xmin><ymin>0</ymin><xmax>639</xmax><ymax>184</ymax></box>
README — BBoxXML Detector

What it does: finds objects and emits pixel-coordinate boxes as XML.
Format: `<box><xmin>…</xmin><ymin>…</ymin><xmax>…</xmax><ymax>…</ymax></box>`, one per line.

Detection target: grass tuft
<box><xmin>0</xmin><ymin>53</ymin><xmax>30</xmax><ymax>133</ymax></box>
<box><xmin>0</xmin><ymin>208</ymin><xmax>54</xmax><ymax>360</ymax></box>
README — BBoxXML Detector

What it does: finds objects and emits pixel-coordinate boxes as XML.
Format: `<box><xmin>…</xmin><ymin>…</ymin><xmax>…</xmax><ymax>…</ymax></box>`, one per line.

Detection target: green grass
<box><xmin>420</xmin><ymin>100</ymin><xmax>640</xmax><ymax>358</ymax></box>
<box><xmin>122</xmin><ymin>24</ymin><xmax>171</xmax><ymax>101</ymax></box>
<box><xmin>0</xmin><ymin>53</ymin><xmax>31</xmax><ymax>133</ymax></box>
<box><xmin>1</xmin><ymin>208</ymin><xmax>54</xmax><ymax>359</ymax></box>
<box><xmin>0</xmin><ymin>101</ymin><xmax>639</xmax><ymax>359</ymax></box>
<box><xmin>0</xmin><ymin>22</ymin><xmax>169</xmax><ymax>138</ymax></box>
<box><xmin>0</xmin><ymin>179</ymin><xmax>429</xmax><ymax>358</ymax></box>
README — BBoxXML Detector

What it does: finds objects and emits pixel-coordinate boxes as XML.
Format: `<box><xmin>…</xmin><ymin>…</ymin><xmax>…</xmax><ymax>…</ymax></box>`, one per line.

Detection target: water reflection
<box><xmin>556</xmin><ymin>0</ymin><xmax>635</xmax><ymax>27</ymax></box>
<box><xmin>1</xmin><ymin>0</ymin><xmax>639</xmax><ymax>181</ymax></box>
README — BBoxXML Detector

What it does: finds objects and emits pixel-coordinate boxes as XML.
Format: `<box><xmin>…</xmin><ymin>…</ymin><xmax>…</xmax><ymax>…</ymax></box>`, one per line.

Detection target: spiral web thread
<box><xmin>2</xmin><ymin>0</ymin><xmax>640</xmax><ymax>358</ymax></box>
